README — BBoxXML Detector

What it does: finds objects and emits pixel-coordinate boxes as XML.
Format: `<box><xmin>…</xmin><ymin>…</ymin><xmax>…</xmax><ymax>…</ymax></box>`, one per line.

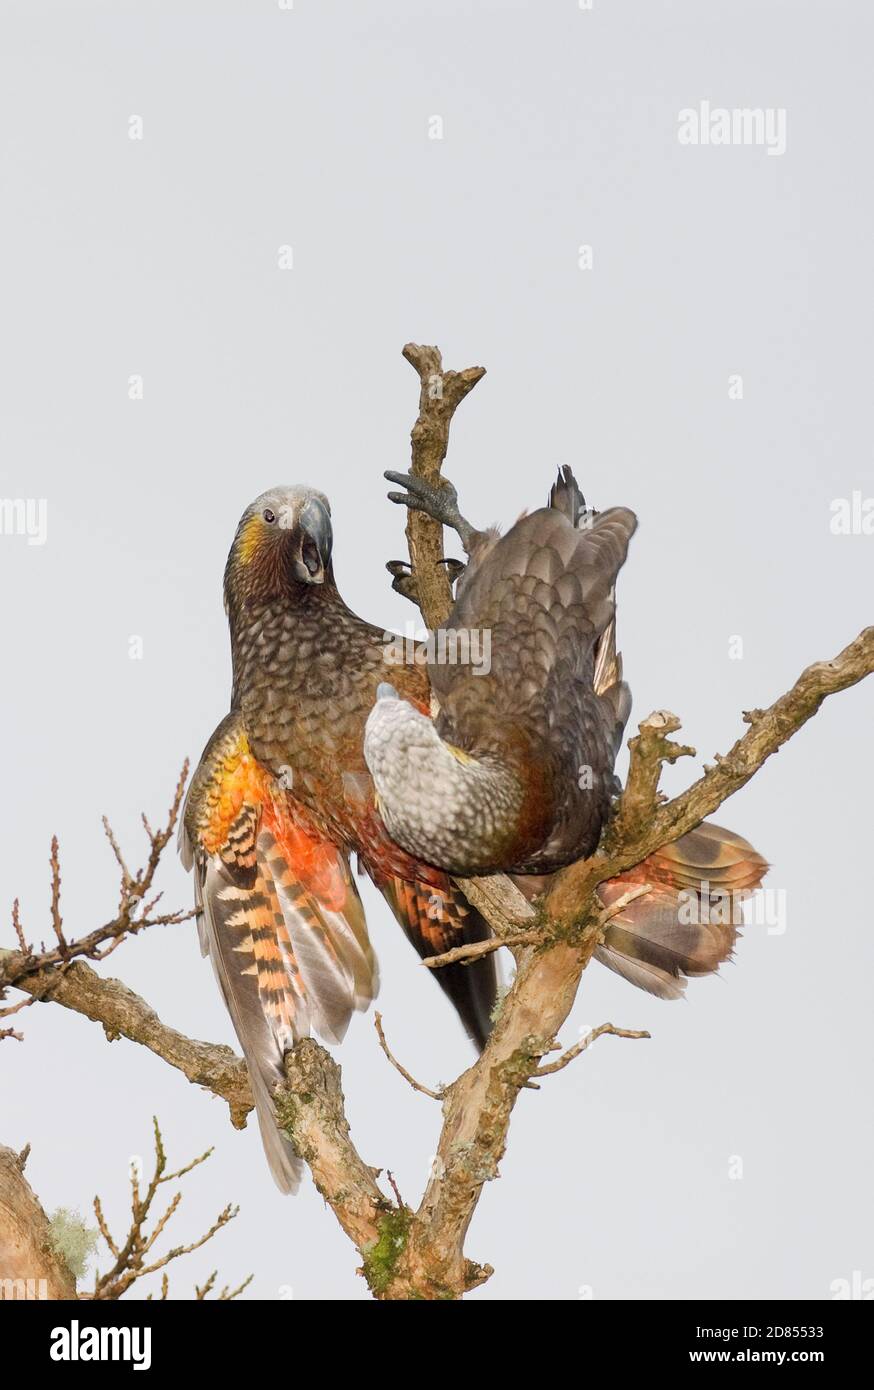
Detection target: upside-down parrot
<box><xmin>180</xmin><ymin>468</ymin><xmax>766</xmax><ymax>1192</ymax></box>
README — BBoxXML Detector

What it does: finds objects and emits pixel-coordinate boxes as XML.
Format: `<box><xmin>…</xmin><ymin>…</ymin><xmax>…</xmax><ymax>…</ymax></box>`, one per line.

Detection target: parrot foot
<box><xmin>387</xmin><ymin>556</ymin><xmax>466</xmax><ymax>603</ymax></box>
<box><xmin>437</xmin><ymin>556</ymin><xmax>467</xmax><ymax>585</ymax></box>
<box><xmin>384</xmin><ymin>470</ymin><xmax>476</xmax><ymax>552</ymax></box>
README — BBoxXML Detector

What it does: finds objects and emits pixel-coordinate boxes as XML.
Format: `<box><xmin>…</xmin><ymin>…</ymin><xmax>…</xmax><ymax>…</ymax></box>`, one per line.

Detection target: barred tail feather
<box><xmin>194</xmin><ymin>830</ymin><xmax>377</xmax><ymax>1193</ymax></box>
<box><xmin>195</xmin><ymin>860</ymin><xmax>305</xmax><ymax>1194</ymax></box>
<box><xmin>594</xmin><ymin>821</ymin><xmax>769</xmax><ymax>999</ymax></box>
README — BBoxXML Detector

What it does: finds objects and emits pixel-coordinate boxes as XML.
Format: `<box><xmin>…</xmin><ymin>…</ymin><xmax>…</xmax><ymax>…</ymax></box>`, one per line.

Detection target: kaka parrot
<box><xmin>181</xmin><ymin>469</ymin><xmax>766</xmax><ymax>1192</ymax></box>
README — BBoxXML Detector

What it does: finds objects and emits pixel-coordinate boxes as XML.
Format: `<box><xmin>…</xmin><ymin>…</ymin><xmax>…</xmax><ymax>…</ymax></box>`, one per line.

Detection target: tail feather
<box><xmin>188</xmin><ymin>822</ymin><xmax>377</xmax><ymax>1193</ymax></box>
<box><xmin>372</xmin><ymin>871</ymin><xmax>498</xmax><ymax>1050</ymax></box>
<box><xmin>595</xmin><ymin>822</ymin><xmax>769</xmax><ymax>999</ymax></box>
<box><xmin>549</xmin><ymin>466</ymin><xmax>632</xmax><ymax>762</ymax></box>
<box><xmin>548</xmin><ymin>464</ymin><xmax>593</xmax><ymax>528</ymax></box>
<box><xmin>195</xmin><ymin>857</ymin><xmax>305</xmax><ymax>1193</ymax></box>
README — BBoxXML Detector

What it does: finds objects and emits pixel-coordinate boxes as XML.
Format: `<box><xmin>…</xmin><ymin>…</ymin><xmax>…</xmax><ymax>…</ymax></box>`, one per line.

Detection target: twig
<box><xmin>535</xmin><ymin>1023</ymin><xmax>651</xmax><ymax>1078</ymax></box>
<box><xmin>421</xmin><ymin>930</ymin><xmax>541</xmax><ymax>970</ymax></box>
<box><xmin>12</xmin><ymin>900</ymin><xmax>28</xmax><ymax>955</ymax></box>
<box><xmin>49</xmin><ymin>836</ymin><xmax>67</xmax><ymax>956</ymax></box>
<box><xmin>386</xmin><ymin>1172</ymin><xmax>405</xmax><ymax>1208</ymax></box>
<box><xmin>90</xmin><ymin>1118</ymin><xmax>243</xmax><ymax>1300</ymax></box>
<box><xmin>0</xmin><ymin>766</ymin><xmax>194</xmax><ymax>1025</ymax></box>
<box><xmin>597</xmin><ymin>883</ymin><xmax>652</xmax><ymax>924</ymax></box>
<box><xmin>373</xmin><ymin>1012</ymin><xmax>442</xmax><ymax>1100</ymax></box>
<box><xmin>218</xmin><ymin>1273</ymin><xmax>254</xmax><ymax>1301</ymax></box>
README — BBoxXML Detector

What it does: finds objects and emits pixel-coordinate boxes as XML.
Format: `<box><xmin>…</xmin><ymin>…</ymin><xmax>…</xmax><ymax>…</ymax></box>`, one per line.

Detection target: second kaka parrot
<box><xmin>181</xmin><ymin>470</ymin><xmax>766</xmax><ymax>1192</ymax></box>
<box><xmin>366</xmin><ymin>464</ymin><xmax>766</xmax><ymax>989</ymax></box>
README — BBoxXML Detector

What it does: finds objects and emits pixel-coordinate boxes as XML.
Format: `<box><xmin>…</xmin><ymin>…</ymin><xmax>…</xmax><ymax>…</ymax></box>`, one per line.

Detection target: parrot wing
<box><xmin>180</xmin><ymin>712</ymin><xmax>378</xmax><ymax>1193</ymax></box>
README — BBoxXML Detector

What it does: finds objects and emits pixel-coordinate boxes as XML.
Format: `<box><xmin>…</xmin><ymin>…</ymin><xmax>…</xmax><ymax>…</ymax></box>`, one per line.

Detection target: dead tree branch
<box><xmin>421</xmin><ymin>930</ymin><xmax>541</xmax><ymax>970</ymax></box>
<box><xmin>535</xmin><ymin>1023</ymin><xmax>651</xmax><ymax>1077</ymax></box>
<box><xmin>0</xmin><ymin>765</ymin><xmax>195</xmax><ymax>1031</ymax></box>
<box><xmin>88</xmin><ymin>1118</ymin><xmax>247</xmax><ymax>1301</ymax></box>
<box><xmin>0</xmin><ymin>955</ymin><xmax>253</xmax><ymax>1130</ymax></box>
<box><xmin>391</xmin><ymin>343</ymin><xmax>486</xmax><ymax>621</ymax></box>
<box><xmin>374</xmin><ymin>1012</ymin><xmax>443</xmax><ymax>1100</ymax></box>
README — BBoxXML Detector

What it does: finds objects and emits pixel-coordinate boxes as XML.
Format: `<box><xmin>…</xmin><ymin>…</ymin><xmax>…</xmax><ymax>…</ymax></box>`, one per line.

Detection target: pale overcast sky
<box><xmin>1</xmin><ymin>0</ymin><xmax>872</xmax><ymax>1300</ymax></box>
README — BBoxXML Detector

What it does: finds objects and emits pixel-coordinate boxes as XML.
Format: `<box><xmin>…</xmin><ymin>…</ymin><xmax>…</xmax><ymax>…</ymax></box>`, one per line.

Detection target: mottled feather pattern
<box><xmin>426</xmin><ymin>502</ymin><xmax>638</xmax><ymax>870</ymax></box>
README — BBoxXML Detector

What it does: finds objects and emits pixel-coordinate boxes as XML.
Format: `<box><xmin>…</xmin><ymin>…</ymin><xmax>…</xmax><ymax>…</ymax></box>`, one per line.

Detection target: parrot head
<box><xmin>224</xmin><ymin>485</ymin><xmax>334</xmax><ymax>604</ymax></box>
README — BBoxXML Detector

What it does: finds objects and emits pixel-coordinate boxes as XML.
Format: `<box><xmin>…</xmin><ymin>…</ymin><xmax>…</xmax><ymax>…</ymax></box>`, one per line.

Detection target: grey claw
<box><xmin>437</xmin><ymin>557</ymin><xmax>466</xmax><ymax>585</ymax></box>
<box><xmin>385</xmin><ymin>559</ymin><xmax>420</xmax><ymax>603</ymax></box>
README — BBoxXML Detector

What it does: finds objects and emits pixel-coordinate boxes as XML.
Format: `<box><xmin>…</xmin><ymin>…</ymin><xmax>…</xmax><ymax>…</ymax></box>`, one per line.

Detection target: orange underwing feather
<box><xmin>181</xmin><ymin>711</ymin><xmax>377</xmax><ymax>1192</ymax></box>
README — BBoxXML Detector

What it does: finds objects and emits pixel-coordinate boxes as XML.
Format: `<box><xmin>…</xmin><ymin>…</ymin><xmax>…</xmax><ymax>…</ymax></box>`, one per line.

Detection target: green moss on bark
<box><xmin>361</xmin><ymin>1208</ymin><xmax>412</xmax><ymax>1296</ymax></box>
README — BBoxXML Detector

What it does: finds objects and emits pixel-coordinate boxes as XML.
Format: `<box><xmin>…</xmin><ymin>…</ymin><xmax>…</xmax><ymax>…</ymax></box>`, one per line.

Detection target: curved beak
<box><xmin>292</xmin><ymin>497</ymin><xmax>333</xmax><ymax>585</ymax></box>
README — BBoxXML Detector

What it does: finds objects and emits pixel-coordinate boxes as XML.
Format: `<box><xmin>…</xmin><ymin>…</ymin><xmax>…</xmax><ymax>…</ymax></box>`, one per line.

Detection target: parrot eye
<box><xmin>263</xmin><ymin>508</ymin><xmax>277</xmax><ymax>524</ymax></box>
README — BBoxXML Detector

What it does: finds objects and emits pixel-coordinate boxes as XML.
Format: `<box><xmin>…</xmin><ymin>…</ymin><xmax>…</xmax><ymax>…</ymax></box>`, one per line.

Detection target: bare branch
<box><xmin>386</xmin><ymin>1172</ymin><xmax>405</xmax><ymax>1208</ymax></box>
<box><xmin>12</xmin><ymin>900</ymin><xmax>28</xmax><ymax>955</ymax></box>
<box><xmin>49</xmin><ymin>836</ymin><xmax>67</xmax><ymax>955</ymax></box>
<box><xmin>535</xmin><ymin>1023</ymin><xmax>651</xmax><ymax>1078</ymax></box>
<box><xmin>399</xmin><ymin>343</ymin><xmax>485</xmax><ymax>628</ymax></box>
<box><xmin>276</xmin><ymin>1040</ymin><xmax>392</xmax><ymax>1258</ymax></box>
<box><xmin>1</xmin><ymin>765</ymin><xmax>193</xmax><ymax>1003</ymax></box>
<box><xmin>421</xmin><ymin>930</ymin><xmax>540</xmax><ymax>971</ymax></box>
<box><xmin>1</xmin><ymin>955</ymin><xmax>253</xmax><ymax>1129</ymax></box>
<box><xmin>218</xmin><ymin>1273</ymin><xmax>254</xmax><ymax>1301</ymax></box>
<box><xmin>597</xmin><ymin>883</ymin><xmax>652</xmax><ymax>924</ymax></box>
<box><xmin>373</xmin><ymin>1012</ymin><xmax>443</xmax><ymax>1099</ymax></box>
<box><xmin>548</xmin><ymin>627</ymin><xmax>874</xmax><ymax>924</ymax></box>
<box><xmin>90</xmin><ymin>1119</ymin><xmax>243</xmax><ymax>1301</ymax></box>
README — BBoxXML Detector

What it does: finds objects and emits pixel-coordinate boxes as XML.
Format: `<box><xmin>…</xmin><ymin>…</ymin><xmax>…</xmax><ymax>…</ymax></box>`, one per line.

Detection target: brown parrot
<box><xmin>181</xmin><ymin>470</ymin><xmax>766</xmax><ymax>1192</ymax></box>
<box><xmin>368</xmin><ymin>465</ymin><xmax>766</xmax><ymax>992</ymax></box>
<box><xmin>180</xmin><ymin>486</ymin><xmax>499</xmax><ymax>1191</ymax></box>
